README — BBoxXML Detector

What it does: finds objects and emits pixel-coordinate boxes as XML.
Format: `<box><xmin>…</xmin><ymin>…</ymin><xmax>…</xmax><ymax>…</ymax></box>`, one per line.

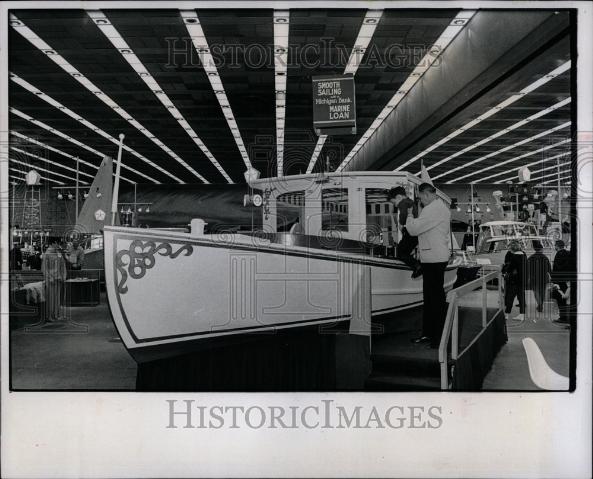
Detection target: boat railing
<box><xmin>438</xmin><ymin>267</ymin><xmax>503</xmax><ymax>390</ymax></box>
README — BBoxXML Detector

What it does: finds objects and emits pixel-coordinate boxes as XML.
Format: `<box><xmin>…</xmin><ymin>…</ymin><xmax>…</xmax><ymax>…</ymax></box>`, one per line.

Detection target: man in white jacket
<box><xmin>405</xmin><ymin>183</ymin><xmax>451</xmax><ymax>349</ymax></box>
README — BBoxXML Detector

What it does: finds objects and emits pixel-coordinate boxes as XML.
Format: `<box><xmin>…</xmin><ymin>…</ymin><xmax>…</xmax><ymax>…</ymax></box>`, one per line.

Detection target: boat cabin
<box><xmin>248</xmin><ymin>171</ymin><xmax>451</xmax><ymax>249</ymax></box>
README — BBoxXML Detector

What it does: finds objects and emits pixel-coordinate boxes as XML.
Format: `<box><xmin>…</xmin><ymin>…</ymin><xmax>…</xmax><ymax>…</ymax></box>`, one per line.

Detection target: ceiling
<box><xmin>8</xmin><ymin>8</ymin><xmax>573</xmax><ymax>187</ymax></box>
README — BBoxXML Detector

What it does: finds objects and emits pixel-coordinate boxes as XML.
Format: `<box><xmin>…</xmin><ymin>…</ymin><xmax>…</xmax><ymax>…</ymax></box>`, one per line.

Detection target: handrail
<box><xmin>439</xmin><ymin>269</ymin><xmax>503</xmax><ymax>389</ymax></box>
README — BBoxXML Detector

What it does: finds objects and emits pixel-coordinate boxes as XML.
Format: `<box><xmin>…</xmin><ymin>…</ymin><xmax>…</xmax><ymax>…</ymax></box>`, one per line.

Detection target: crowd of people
<box><xmin>502</xmin><ymin>239</ymin><xmax>572</xmax><ymax>326</ymax></box>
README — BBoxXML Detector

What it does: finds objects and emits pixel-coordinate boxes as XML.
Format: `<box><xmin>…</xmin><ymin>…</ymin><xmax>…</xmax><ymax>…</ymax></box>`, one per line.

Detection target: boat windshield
<box><xmin>365</xmin><ymin>188</ymin><xmax>395</xmax><ymax>245</ymax></box>
<box><xmin>276</xmin><ymin>191</ymin><xmax>305</xmax><ymax>233</ymax></box>
<box><xmin>322</xmin><ymin>188</ymin><xmax>349</xmax><ymax>232</ymax></box>
<box><xmin>479</xmin><ymin>239</ymin><xmax>508</xmax><ymax>254</ymax></box>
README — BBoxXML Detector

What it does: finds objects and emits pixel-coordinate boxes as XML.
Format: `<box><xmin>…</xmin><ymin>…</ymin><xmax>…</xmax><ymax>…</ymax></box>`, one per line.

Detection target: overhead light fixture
<box><xmin>475</xmin><ymin>206</ymin><xmax>480</xmax><ymax>213</ymax></box>
<box><xmin>273</xmin><ymin>9</ymin><xmax>290</xmax><ymax>177</ymax></box>
<box><xmin>395</xmin><ymin>60</ymin><xmax>571</xmax><ymax>173</ymax></box>
<box><xmin>10</xmin><ymin>72</ymin><xmax>161</xmax><ymax>184</ymax></box>
<box><xmin>486</xmin><ymin>206</ymin><xmax>491</xmax><ymax>213</ymax></box>
<box><xmin>67</xmin><ymin>192</ymin><xmax>74</xmax><ymax>200</ymax></box>
<box><xmin>437</xmin><ymin>121</ymin><xmax>571</xmax><ymax>182</ymax></box>
<box><xmin>9</xmin><ymin>157</ymin><xmax>89</xmax><ymax>184</ymax></box>
<box><xmin>427</xmin><ymin>98</ymin><xmax>571</xmax><ymax>177</ymax></box>
<box><xmin>473</xmin><ymin>147</ymin><xmax>570</xmax><ymax>184</ymax></box>
<box><xmin>338</xmin><ymin>10</ymin><xmax>476</xmax><ymax>172</ymax></box>
<box><xmin>86</xmin><ymin>9</ymin><xmax>229</xmax><ymax>183</ymax></box>
<box><xmin>84</xmin><ymin>191</ymin><xmax>89</xmax><ymax>198</ymax></box>
<box><xmin>57</xmin><ymin>192</ymin><xmax>63</xmax><ymax>199</ymax></box>
<box><xmin>495</xmin><ymin>160</ymin><xmax>571</xmax><ymax>184</ymax></box>
<box><xmin>10</xmin><ymin>146</ymin><xmax>94</xmax><ymax>180</ymax></box>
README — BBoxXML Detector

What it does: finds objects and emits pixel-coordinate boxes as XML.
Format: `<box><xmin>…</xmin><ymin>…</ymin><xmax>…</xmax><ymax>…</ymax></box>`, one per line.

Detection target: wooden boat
<box><xmin>104</xmin><ymin>171</ymin><xmax>460</xmax><ymax>362</ymax></box>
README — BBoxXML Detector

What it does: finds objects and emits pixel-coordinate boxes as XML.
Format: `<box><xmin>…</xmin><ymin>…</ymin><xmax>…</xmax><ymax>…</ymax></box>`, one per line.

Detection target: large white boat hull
<box><xmin>104</xmin><ymin>226</ymin><xmax>459</xmax><ymax>362</ymax></box>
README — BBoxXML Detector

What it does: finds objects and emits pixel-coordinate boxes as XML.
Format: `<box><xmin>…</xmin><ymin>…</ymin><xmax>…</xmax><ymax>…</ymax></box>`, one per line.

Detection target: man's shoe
<box><xmin>411</xmin><ymin>335</ymin><xmax>430</xmax><ymax>344</ymax></box>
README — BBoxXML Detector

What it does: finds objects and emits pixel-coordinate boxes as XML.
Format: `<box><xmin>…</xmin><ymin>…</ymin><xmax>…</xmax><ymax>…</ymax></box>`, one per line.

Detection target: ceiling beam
<box><xmin>87</xmin><ymin>10</ymin><xmax>232</xmax><ymax>183</ymax></box>
<box><xmin>341</xmin><ymin>10</ymin><xmax>568</xmax><ymax>173</ymax></box>
<box><xmin>10</xmin><ymin>13</ymin><xmax>206</xmax><ymax>184</ymax></box>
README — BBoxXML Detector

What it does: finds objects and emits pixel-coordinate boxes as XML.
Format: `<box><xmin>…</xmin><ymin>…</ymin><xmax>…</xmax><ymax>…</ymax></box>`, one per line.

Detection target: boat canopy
<box><xmin>248</xmin><ymin>172</ymin><xmax>451</xmax><ymax>244</ymax></box>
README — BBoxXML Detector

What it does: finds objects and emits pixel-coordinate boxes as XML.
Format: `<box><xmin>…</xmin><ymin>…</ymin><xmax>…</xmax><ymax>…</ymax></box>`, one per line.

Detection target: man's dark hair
<box><xmin>532</xmin><ymin>240</ymin><xmax>543</xmax><ymax>252</ymax></box>
<box><xmin>418</xmin><ymin>182</ymin><xmax>436</xmax><ymax>193</ymax></box>
<box><xmin>555</xmin><ymin>240</ymin><xmax>565</xmax><ymax>248</ymax></box>
<box><xmin>388</xmin><ymin>186</ymin><xmax>407</xmax><ymax>199</ymax></box>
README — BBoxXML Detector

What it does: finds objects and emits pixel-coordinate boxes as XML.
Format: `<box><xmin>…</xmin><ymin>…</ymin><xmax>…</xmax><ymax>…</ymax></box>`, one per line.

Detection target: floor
<box><xmin>10</xmin><ymin>293</ymin><xmax>137</xmax><ymax>390</ymax></box>
<box><xmin>9</xmin><ymin>288</ymin><xmax>571</xmax><ymax>391</ymax></box>
<box><xmin>482</xmin><ymin>290</ymin><xmax>571</xmax><ymax>391</ymax></box>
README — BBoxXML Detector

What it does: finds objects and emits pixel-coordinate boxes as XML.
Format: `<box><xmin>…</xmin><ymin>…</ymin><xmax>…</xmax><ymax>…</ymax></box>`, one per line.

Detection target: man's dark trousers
<box><xmin>421</xmin><ymin>262</ymin><xmax>448</xmax><ymax>347</ymax></box>
<box><xmin>397</xmin><ymin>230</ymin><xmax>420</xmax><ymax>270</ymax></box>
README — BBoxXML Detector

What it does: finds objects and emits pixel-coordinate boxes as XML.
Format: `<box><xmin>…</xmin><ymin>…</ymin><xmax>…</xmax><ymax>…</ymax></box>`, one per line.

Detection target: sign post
<box><xmin>312</xmin><ymin>74</ymin><xmax>356</xmax><ymax>136</ymax></box>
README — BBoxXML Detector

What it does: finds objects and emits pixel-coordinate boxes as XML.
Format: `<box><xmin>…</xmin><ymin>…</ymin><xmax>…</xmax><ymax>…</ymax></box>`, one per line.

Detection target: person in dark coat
<box><xmin>503</xmin><ymin>240</ymin><xmax>527</xmax><ymax>321</ymax></box>
<box><xmin>388</xmin><ymin>186</ymin><xmax>422</xmax><ymax>278</ymax></box>
<box><xmin>551</xmin><ymin>240</ymin><xmax>572</xmax><ymax>325</ymax></box>
<box><xmin>527</xmin><ymin>241</ymin><xmax>551</xmax><ymax>313</ymax></box>
<box><xmin>9</xmin><ymin>244</ymin><xmax>23</xmax><ymax>270</ymax></box>
<box><xmin>42</xmin><ymin>241</ymin><xmax>67</xmax><ymax>322</ymax></box>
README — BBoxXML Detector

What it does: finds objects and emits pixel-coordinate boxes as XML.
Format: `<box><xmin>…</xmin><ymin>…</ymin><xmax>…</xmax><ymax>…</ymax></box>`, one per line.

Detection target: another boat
<box><xmin>104</xmin><ymin>171</ymin><xmax>461</xmax><ymax>362</ymax></box>
<box><xmin>472</xmin><ymin>220</ymin><xmax>555</xmax><ymax>265</ymax></box>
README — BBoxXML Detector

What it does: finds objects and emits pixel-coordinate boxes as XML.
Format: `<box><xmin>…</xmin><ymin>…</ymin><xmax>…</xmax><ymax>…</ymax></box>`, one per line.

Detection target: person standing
<box><xmin>551</xmin><ymin>240</ymin><xmax>571</xmax><ymax>325</ymax></box>
<box><xmin>42</xmin><ymin>241</ymin><xmax>67</xmax><ymax>322</ymax></box>
<box><xmin>9</xmin><ymin>244</ymin><xmax>23</xmax><ymax>270</ymax></box>
<box><xmin>388</xmin><ymin>186</ymin><xmax>422</xmax><ymax>278</ymax></box>
<box><xmin>66</xmin><ymin>241</ymin><xmax>85</xmax><ymax>271</ymax></box>
<box><xmin>503</xmin><ymin>240</ymin><xmax>527</xmax><ymax>321</ymax></box>
<box><xmin>527</xmin><ymin>241</ymin><xmax>551</xmax><ymax>313</ymax></box>
<box><xmin>405</xmin><ymin>183</ymin><xmax>451</xmax><ymax>349</ymax></box>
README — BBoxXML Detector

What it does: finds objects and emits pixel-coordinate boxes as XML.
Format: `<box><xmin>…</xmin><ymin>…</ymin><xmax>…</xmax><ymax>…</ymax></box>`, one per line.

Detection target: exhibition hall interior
<box><xmin>7</xmin><ymin>7</ymin><xmax>575</xmax><ymax>392</ymax></box>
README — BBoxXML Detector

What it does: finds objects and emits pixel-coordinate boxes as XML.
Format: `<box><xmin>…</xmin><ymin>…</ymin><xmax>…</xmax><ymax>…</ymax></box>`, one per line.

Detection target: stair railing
<box><xmin>438</xmin><ymin>267</ymin><xmax>503</xmax><ymax>389</ymax></box>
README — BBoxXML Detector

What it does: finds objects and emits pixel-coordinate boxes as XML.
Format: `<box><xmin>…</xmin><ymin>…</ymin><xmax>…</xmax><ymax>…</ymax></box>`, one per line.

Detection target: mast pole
<box><xmin>111</xmin><ymin>134</ymin><xmax>125</xmax><ymax>226</ymax></box>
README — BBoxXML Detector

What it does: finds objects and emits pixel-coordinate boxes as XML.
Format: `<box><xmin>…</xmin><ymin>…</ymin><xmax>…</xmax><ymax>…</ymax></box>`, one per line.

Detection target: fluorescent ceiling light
<box><xmin>10</xmin><ymin>131</ymin><xmax>136</xmax><ymax>185</ymax></box>
<box><xmin>395</xmin><ymin>60</ymin><xmax>571</xmax><ymax>173</ymax></box>
<box><xmin>274</xmin><ymin>10</ymin><xmax>289</xmax><ymax>177</ymax></box>
<box><xmin>307</xmin><ymin>10</ymin><xmax>383</xmax><ymax>175</ymax></box>
<box><xmin>9</xmin><ymin>157</ymin><xmax>89</xmax><ymax>184</ymax></box>
<box><xmin>337</xmin><ymin>10</ymin><xmax>477</xmax><ymax>172</ymax></box>
<box><xmin>542</xmin><ymin>174</ymin><xmax>571</xmax><ymax>184</ymax></box>
<box><xmin>10</xmin><ymin>146</ymin><xmax>94</xmax><ymax>179</ymax></box>
<box><xmin>11</xmin><ymin>107</ymin><xmax>112</xmax><ymax>160</ymax></box>
<box><xmin>472</xmin><ymin>147</ymin><xmax>570</xmax><ymax>183</ymax></box>
<box><xmin>528</xmin><ymin>168</ymin><xmax>571</xmax><ymax>183</ymax></box>
<box><xmin>180</xmin><ymin>10</ymin><xmax>252</xmax><ymax>173</ymax></box>
<box><xmin>10</xmin><ymin>73</ymin><xmax>162</xmax><ymax>184</ymax></box>
<box><xmin>88</xmin><ymin>10</ymin><xmax>231</xmax><ymax>183</ymax></box>
<box><xmin>9</xmin><ymin>171</ymin><xmax>64</xmax><ymax>185</ymax></box>
<box><xmin>11</xmin><ymin>13</ymin><xmax>209</xmax><ymax>184</ymax></box>
<box><xmin>433</xmin><ymin>121</ymin><xmax>571</xmax><ymax>181</ymax></box>
<box><xmin>426</xmin><ymin>98</ymin><xmax>570</xmax><ymax>175</ymax></box>
<box><xmin>495</xmin><ymin>160</ymin><xmax>571</xmax><ymax>184</ymax></box>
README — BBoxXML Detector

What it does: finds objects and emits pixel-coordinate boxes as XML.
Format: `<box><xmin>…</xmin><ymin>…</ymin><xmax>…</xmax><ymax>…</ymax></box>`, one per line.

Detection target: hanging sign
<box><xmin>312</xmin><ymin>74</ymin><xmax>356</xmax><ymax>135</ymax></box>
